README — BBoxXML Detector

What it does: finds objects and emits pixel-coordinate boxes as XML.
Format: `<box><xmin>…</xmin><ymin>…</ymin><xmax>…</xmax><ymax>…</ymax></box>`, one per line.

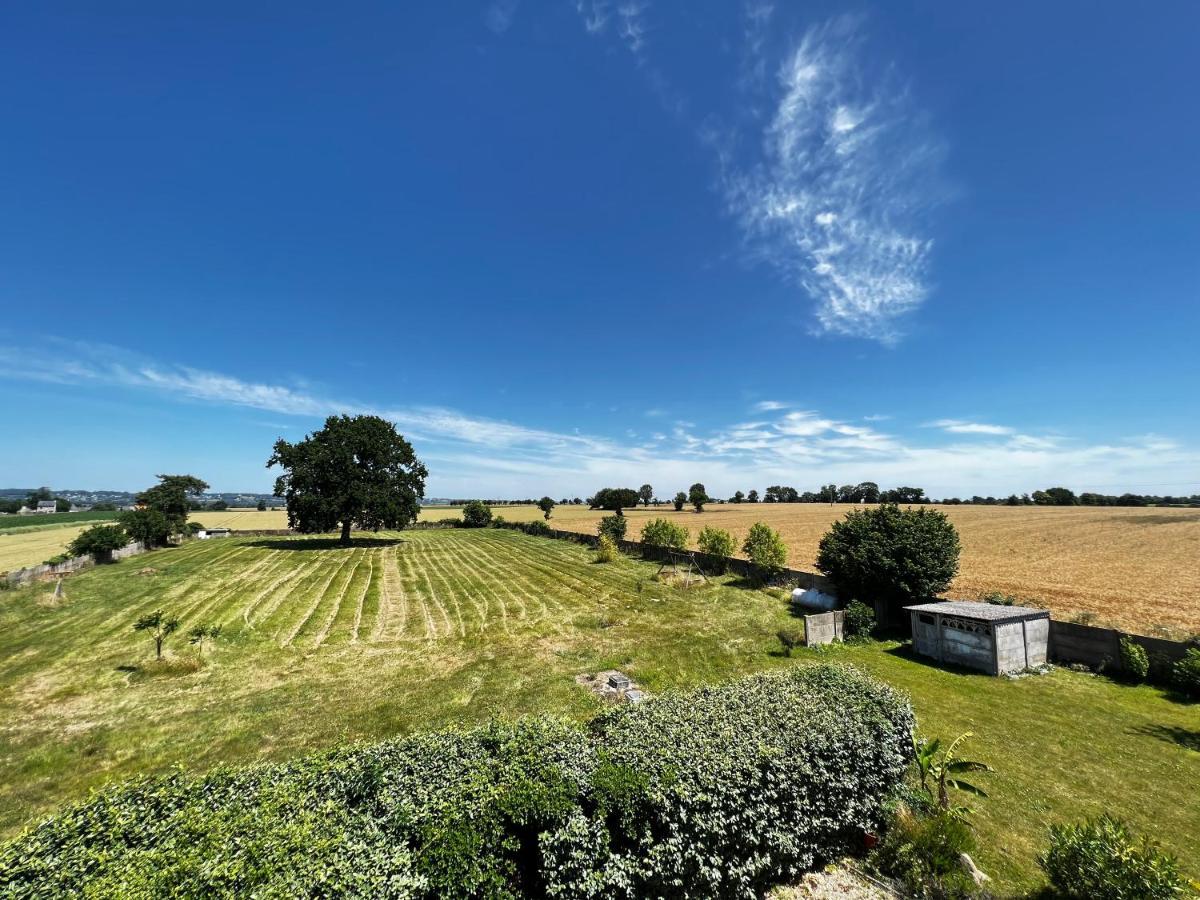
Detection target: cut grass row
<box><xmin>1</xmin><ymin>528</ymin><xmax>1195</xmax><ymax>894</ymax></box>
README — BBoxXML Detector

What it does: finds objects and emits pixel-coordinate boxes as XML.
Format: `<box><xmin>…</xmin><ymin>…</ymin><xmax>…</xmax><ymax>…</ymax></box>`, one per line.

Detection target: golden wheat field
<box><xmin>185</xmin><ymin>504</ymin><xmax>1200</xmax><ymax>634</ymax></box>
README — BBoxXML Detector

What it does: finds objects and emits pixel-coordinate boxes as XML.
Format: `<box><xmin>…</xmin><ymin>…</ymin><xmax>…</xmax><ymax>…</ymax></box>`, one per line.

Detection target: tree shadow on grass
<box><xmin>247</xmin><ymin>537</ymin><xmax>404</xmax><ymax>552</ymax></box>
<box><xmin>1129</xmin><ymin>723</ymin><xmax>1200</xmax><ymax>752</ymax></box>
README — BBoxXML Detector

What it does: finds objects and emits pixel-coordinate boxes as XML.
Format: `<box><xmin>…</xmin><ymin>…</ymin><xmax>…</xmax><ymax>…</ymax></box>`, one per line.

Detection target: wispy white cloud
<box><xmin>2</xmin><ymin>339</ymin><xmax>1195</xmax><ymax>500</ymax></box>
<box><xmin>752</xmin><ymin>399</ymin><xmax>787</xmax><ymax>412</ymax></box>
<box><xmin>930</xmin><ymin>419</ymin><xmax>1015</xmax><ymax>436</ymax></box>
<box><xmin>575</xmin><ymin>0</ymin><xmax>611</xmax><ymax>34</ymax></box>
<box><xmin>721</xmin><ymin>17</ymin><xmax>945</xmax><ymax>343</ymax></box>
<box><xmin>484</xmin><ymin>0</ymin><xmax>520</xmax><ymax>35</ymax></box>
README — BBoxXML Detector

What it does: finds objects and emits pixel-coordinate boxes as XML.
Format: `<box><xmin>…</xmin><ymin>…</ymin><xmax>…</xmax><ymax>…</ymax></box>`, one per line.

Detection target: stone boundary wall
<box><xmin>4</xmin><ymin>541</ymin><xmax>148</xmax><ymax>586</ymax></box>
<box><xmin>803</xmin><ymin>610</ymin><xmax>845</xmax><ymax>646</ymax></box>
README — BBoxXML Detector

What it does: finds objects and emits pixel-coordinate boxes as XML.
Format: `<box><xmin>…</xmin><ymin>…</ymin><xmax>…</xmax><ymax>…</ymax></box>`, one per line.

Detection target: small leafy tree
<box><xmin>730</xmin><ymin>490</ymin><xmax>745</xmax><ymax>504</ymax></box>
<box><xmin>1171</xmin><ymin>647</ymin><xmax>1200</xmax><ymax>699</ymax></box>
<box><xmin>133</xmin><ymin>610</ymin><xmax>180</xmax><ymax>660</ymax></box>
<box><xmin>672</xmin><ymin>492</ymin><xmax>687</xmax><ymax>512</ymax></box>
<box><xmin>688</xmin><ymin>482</ymin><xmax>708</xmax><ymax>512</ymax></box>
<box><xmin>598</xmin><ymin>515</ymin><xmax>627</xmax><ymax>543</ymax></box>
<box><xmin>536</xmin><ymin>496</ymin><xmax>556</xmax><ymax>520</ymax></box>
<box><xmin>742</xmin><ymin>522</ymin><xmax>787</xmax><ymax>582</ymax></box>
<box><xmin>68</xmin><ymin>525</ymin><xmax>129</xmax><ymax>561</ymax></box>
<box><xmin>189</xmin><ymin>624</ymin><xmax>222</xmax><ymax>656</ymax></box>
<box><xmin>256</xmin><ymin>499</ymin><xmax>267</xmax><ymax>512</ymax></box>
<box><xmin>696</xmin><ymin>526</ymin><xmax>735</xmax><ymax>573</ymax></box>
<box><xmin>595</xmin><ymin>533</ymin><xmax>618</xmax><ymax>563</ymax></box>
<box><xmin>638</xmin><ymin>484</ymin><xmax>654</xmax><ymax>507</ymax></box>
<box><xmin>137</xmin><ymin>474</ymin><xmax>210</xmax><ymax>535</ymax></box>
<box><xmin>816</xmin><ymin>504</ymin><xmax>960</xmax><ymax>621</ymax></box>
<box><xmin>462</xmin><ymin>500</ymin><xmax>493</xmax><ymax>528</ymax></box>
<box><xmin>640</xmin><ymin>518</ymin><xmax>688</xmax><ymax>550</ymax></box>
<box><xmin>589</xmin><ymin>488</ymin><xmax>640</xmax><ymax>516</ymax></box>
<box><xmin>912</xmin><ymin>732</ymin><xmax>992</xmax><ymax>820</ymax></box>
<box><xmin>747</xmin><ymin>489</ymin><xmax>759</xmax><ymax>503</ymax></box>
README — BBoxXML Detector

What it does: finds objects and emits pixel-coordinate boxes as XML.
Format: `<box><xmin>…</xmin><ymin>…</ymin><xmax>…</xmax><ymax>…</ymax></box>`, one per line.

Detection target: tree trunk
<box><xmin>155</xmin><ymin>637</ymin><xmax>163</xmax><ymax>660</ymax></box>
<box><xmin>340</xmin><ymin>520</ymin><xmax>352</xmax><ymax>546</ymax></box>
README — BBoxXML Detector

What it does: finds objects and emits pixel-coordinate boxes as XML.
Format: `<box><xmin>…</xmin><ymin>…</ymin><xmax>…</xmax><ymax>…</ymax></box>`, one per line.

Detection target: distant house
<box><xmin>35</xmin><ymin>501</ymin><xmax>58</xmax><ymax>514</ymax></box>
<box><xmin>196</xmin><ymin>527</ymin><xmax>232</xmax><ymax>540</ymax></box>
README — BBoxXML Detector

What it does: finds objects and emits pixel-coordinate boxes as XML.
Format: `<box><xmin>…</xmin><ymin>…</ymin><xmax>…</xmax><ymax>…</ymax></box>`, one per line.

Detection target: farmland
<box><xmin>0</xmin><ymin>528</ymin><xmax>1196</xmax><ymax>894</ymax></box>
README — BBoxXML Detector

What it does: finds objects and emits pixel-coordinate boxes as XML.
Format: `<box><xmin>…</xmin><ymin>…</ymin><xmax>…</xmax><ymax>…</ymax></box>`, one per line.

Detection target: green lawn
<box><xmin>0</xmin><ymin>528</ymin><xmax>1195</xmax><ymax>894</ymax></box>
<box><xmin>0</xmin><ymin>511</ymin><xmax>119</xmax><ymax>532</ymax></box>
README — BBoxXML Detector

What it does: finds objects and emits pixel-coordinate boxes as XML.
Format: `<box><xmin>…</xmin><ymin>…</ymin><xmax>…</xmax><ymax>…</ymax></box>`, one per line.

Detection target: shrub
<box><xmin>872</xmin><ymin>805</ymin><xmax>978</xmax><ymax>899</ymax></box>
<box><xmin>639</xmin><ymin>518</ymin><xmax>688</xmax><ymax>550</ymax></box>
<box><xmin>597</xmin><ymin>515</ymin><xmax>627</xmax><ymax>543</ymax></box>
<box><xmin>696</xmin><ymin>526</ymin><xmax>735</xmax><ymax>572</ymax></box>
<box><xmin>816</xmin><ymin>504</ymin><xmax>960</xmax><ymax>621</ymax></box>
<box><xmin>595</xmin><ymin>534</ymin><xmax>618</xmax><ymax>563</ymax></box>
<box><xmin>1039</xmin><ymin>814</ymin><xmax>1186</xmax><ymax>900</ymax></box>
<box><xmin>521</xmin><ymin>520</ymin><xmax>551</xmax><ymax>537</ymax></box>
<box><xmin>461</xmin><ymin>500</ymin><xmax>493</xmax><ymax>528</ymax></box>
<box><xmin>844</xmin><ymin>599</ymin><xmax>876</xmax><ymax>642</ymax></box>
<box><xmin>544</xmin><ymin>665</ymin><xmax>914</xmax><ymax>898</ymax></box>
<box><xmin>1171</xmin><ymin>647</ymin><xmax>1200</xmax><ymax>700</ymax></box>
<box><xmin>490</xmin><ymin>514</ymin><xmax>507</xmax><ymax>528</ymax></box>
<box><xmin>42</xmin><ymin>554</ymin><xmax>71</xmax><ymax>566</ymax></box>
<box><xmin>1119</xmin><ymin>637</ymin><xmax>1149</xmax><ymax>683</ymax></box>
<box><xmin>742</xmin><ymin>521</ymin><xmax>787</xmax><ymax>582</ymax></box>
<box><xmin>186</xmin><ymin>521</ymin><xmax>204</xmax><ymax>535</ymax></box>
<box><xmin>672</xmin><ymin>491</ymin><xmax>686</xmax><ymax>512</ymax></box>
<box><xmin>0</xmin><ymin>666</ymin><xmax>912</xmax><ymax>899</ymax></box>
<box><xmin>68</xmin><ymin>524</ymin><xmax>130</xmax><ymax>560</ymax></box>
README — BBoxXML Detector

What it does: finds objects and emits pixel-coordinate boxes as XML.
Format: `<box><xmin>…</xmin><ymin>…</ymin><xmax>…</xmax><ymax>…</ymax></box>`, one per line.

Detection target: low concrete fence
<box><xmin>1049</xmin><ymin>620</ymin><xmax>1190</xmax><ymax>678</ymax></box>
<box><xmin>4</xmin><ymin>541</ymin><xmax>148</xmax><ymax>586</ymax></box>
<box><xmin>802</xmin><ymin>610</ymin><xmax>845</xmax><ymax>646</ymax></box>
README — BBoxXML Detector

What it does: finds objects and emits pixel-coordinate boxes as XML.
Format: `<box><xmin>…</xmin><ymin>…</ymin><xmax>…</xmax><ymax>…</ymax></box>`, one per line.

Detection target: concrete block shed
<box><xmin>904</xmin><ymin>601</ymin><xmax>1050</xmax><ymax>675</ymax></box>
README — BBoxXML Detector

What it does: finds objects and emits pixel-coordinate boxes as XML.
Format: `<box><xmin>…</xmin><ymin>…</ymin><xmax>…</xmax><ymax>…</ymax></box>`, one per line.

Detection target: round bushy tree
<box><xmin>461</xmin><ymin>500</ymin><xmax>493</xmax><ymax>528</ymax></box>
<box><xmin>68</xmin><ymin>524</ymin><xmax>130</xmax><ymax>561</ymax></box>
<box><xmin>672</xmin><ymin>492</ymin><xmax>687</xmax><ymax>512</ymax></box>
<box><xmin>816</xmin><ymin>504</ymin><xmax>959</xmax><ymax>618</ymax></box>
<box><xmin>742</xmin><ymin>522</ymin><xmax>787</xmax><ymax>581</ymax></box>
<box><xmin>640</xmin><ymin>518</ymin><xmax>688</xmax><ymax>550</ymax></box>
<box><xmin>697</xmin><ymin>526</ymin><xmax>735</xmax><ymax>573</ymax></box>
<box><xmin>598</xmin><ymin>515</ymin><xmax>628</xmax><ymax>543</ymax></box>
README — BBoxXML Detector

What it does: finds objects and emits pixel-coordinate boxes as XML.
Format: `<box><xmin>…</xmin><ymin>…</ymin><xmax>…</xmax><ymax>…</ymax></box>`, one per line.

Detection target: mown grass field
<box><xmin>0</xmin><ymin>528</ymin><xmax>1196</xmax><ymax>893</ymax></box>
<box><xmin>430</xmin><ymin>503</ymin><xmax>1200</xmax><ymax>634</ymax></box>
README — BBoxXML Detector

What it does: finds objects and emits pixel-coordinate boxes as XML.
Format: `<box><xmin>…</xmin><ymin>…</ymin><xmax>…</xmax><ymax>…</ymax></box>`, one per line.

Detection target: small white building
<box><xmin>196</xmin><ymin>527</ymin><xmax>232</xmax><ymax>540</ymax></box>
<box><xmin>34</xmin><ymin>501</ymin><xmax>58</xmax><ymax>514</ymax></box>
<box><xmin>905</xmin><ymin>600</ymin><xmax>1050</xmax><ymax>675</ymax></box>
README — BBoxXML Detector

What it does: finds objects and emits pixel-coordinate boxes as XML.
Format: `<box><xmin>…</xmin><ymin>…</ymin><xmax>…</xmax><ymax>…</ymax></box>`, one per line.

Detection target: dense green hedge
<box><xmin>0</xmin><ymin>666</ymin><xmax>912</xmax><ymax>899</ymax></box>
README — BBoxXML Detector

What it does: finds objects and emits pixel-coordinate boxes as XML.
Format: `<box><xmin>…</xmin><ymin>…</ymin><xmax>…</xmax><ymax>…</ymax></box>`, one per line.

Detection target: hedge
<box><xmin>0</xmin><ymin>666</ymin><xmax>912</xmax><ymax>899</ymax></box>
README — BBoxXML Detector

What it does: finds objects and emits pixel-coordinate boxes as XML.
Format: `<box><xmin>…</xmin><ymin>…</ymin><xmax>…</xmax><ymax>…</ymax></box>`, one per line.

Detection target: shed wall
<box><xmin>939</xmin><ymin>617</ymin><xmax>995</xmax><ymax>672</ymax></box>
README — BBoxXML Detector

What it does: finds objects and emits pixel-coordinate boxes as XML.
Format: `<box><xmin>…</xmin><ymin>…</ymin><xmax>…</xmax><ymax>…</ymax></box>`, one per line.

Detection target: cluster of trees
<box><xmin>937</xmin><ymin>487</ymin><xmax>1200</xmax><ymax>507</ymax></box>
<box><xmin>723</xmin><ymin>484</ymin><xmax>927</xmax><ymax>504</ymax></box>
<box><xmin>133</xmin><ymin>610</ymin><xmax>221</xmax><ymax>661</ymax></box>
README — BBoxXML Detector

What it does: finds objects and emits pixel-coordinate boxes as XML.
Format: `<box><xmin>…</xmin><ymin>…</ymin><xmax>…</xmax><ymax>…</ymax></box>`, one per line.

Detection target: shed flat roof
<box><xmin>904</xmin><ymin>600</ymin><xmax>1049</xmax><ymax>622</ymax></box>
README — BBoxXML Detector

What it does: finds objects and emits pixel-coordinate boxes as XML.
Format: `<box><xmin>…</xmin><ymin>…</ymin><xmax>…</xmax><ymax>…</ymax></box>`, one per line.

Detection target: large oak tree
<box><xmin>267</xmin><ymin>415</ymin><xmax>428</xmax><ymax>545</ymax></box>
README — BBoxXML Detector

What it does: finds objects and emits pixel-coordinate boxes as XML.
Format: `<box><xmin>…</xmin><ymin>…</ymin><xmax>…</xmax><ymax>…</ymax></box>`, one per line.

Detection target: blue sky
<box><xmin>1</xmin><ymin>1</ymin><xmax>1197</xmax><ymax>499</ymax></box>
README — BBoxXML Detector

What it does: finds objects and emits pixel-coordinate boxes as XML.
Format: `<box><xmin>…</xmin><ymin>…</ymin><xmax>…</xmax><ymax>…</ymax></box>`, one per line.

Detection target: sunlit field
<box><xmin>0</xmin><ymin>528</ymin><xmax>1195</xmax><ymax>893</ymax></box>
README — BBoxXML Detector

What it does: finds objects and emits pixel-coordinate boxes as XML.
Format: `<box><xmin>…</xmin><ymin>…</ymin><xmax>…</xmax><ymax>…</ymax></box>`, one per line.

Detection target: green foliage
<box><xmin>188</xmin><ymin>624</ymin><xmax>222</xmax><ymax>655</ymax></box>
<box><xmin>67</xmin><ymin>525</ymin><xmax>129</xmax><ymax>559</ymax></box>
<box><xmin>672</xmin><ymin>491</ymin><xmax>686</xmax><ymax>512</ymax></box>
<box><xmin>912</xmin><ymin>732</ymin><xmax>992</xmax><ymax>820</ymax></box>
<box><xmin>256</xmin><ymin>499</ymin><xmax>267</xmax><ymax>511</ymax></box>
<box><xmin>872</xmin><ymin>805</ymin><xmax>979</xmax><ymax>899</ymax></box>
<box><xmin>741</xmin><ymin>521</ymin><xmax>788</xmax><ymax>581</ymax></box>
<box><xmin>1119</xmin><ymin>637</ymin><xmax>1149</xmax><ymax>682</ymax></box>
<box><xmin>1170</xmin><ymin>647</ymin><xmax>1200</xmax><ymax>700</ymax></box>
<box><xmin>0</xmin><ymin>510</ymin><xmax>120</xmax><ymax>532</ymax></box>
<box><xmin>594</xmin><ymin>533</ymin><xmax>618</xmax><ymax>563</ymax></box>
<box><xmin>637</xmin><ymin>484</ymin><xmax>653</xmax><ymax>507</ymax></box>
<box><xmin>696</xmin><ymin>526</ymin><xmax>734</xmax><ymax>571</ymax></box>
<box><xmin>844</xmin><ymin>599</ymin><xmax>876</xmax><ymax>642</ymax></box>
<box><xmin>589</xmin><ymin>488</ymin><xmax>639</xmax><ymax>514</ymax></box>
<box><xmin>597</xmin><ymin>515</ymin><xmax>627</xmax><ymax>543</ymax></box>
<box><xmin>816</xmin><ymin>504</ymin><xmax>960</xmax><ymax>616</ymax></box>
<box><xmin>268</xmin><ymin>415</ymin><xmax>428</xmax><ymax>545</ymax></box>
<box><xmin>42</xmin><ymin>554</ymin><xmax>71</xmax><ymax>566</ymax></box>
<box><xmin>133</xmin><ymin>610</ymin><xmax>180</xmax><ymax>660</ymax></box>
<box><xmin>461</xmin><ymin>500</ymin><xmax>493</xmax><ymax>528</ymax></box>
<box><xmin>688</xmin><ymin>482</ymin><xmax>708</xmax><ymax>512</ymax></box>
<box><xmin>638</xmin><ymin>518</ymin><xmax>688</xmax><ymax>550</ymax></box>
<box><xmin>186</xmin><ymin>521</ymin><xmax>204</xmax><ymax>535</ymax></box>
<box><xmin>0</xmin><ymin>667</ymin><xmax>911</xmax><ymax>899</ymax></box>
<box><xmin>118</xmin><ymin>508</ymin><xmax>171</xmax><ymax>547</ymax></box>
<box><xmin>137</xmin><ymin>475</ymin><xmax>210</xmax><ymax>534</ymax></box>
<box><xmin>1039</xmin><ymin>814</ymin><xmax>1186</xmax><ymax>899</ymax></box>
<box><xmin>536</xmin><ymin>496</ymin><xmax>556</xmax><ymax>519</ymax></box>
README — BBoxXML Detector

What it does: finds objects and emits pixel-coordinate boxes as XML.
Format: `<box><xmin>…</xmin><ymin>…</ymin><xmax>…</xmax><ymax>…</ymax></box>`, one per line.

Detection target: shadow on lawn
<box><xmin>882</xmin><ymin>641</ymin><xmax>990</xmax><ymax>678</ymax></box>
<box><xmin>1129</xmin><ymin>723</ymin><xmax>1200</xmax><ymax>752</ymax></box>
<box><xmin>248</xmin><ymin>537</ymin><xmax>404</xmax><ymax>551</ymax></box>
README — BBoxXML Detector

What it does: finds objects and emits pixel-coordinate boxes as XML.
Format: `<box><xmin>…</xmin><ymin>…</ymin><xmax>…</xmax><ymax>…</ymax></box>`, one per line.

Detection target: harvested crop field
<box><xmin>457</xmin><ymin>503</ymin><xmax>1200</xmax><ymax>634</ymax></box>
